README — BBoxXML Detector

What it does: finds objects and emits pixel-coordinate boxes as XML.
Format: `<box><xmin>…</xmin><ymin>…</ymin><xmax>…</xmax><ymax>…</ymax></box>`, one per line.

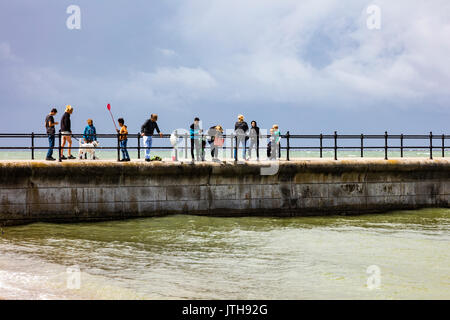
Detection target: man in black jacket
<box><xmin>234</xmin><ymin>114</ymin><xmax>249</xmax><ymax>160</ymax></box>
<box><xmin>141</xmin><ymin>114</ymin><xmax>163</xmax><ymax>162</ymax></box>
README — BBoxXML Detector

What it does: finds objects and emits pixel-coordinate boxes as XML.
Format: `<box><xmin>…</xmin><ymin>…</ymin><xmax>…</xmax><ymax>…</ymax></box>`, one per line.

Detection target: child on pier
<box><xmin>117</xmin><ymin>118</ymin><xmax>130</xmax><ymax>162</ymax></box>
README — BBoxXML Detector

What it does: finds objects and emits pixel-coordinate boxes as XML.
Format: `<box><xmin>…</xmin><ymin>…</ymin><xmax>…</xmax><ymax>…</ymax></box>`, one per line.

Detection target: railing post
<box><xmin>334</xmin><ymin>131</ymin><xmax>337</xmax><ymax>160</ymax></box>
<box><xmin>320</xmin><ymin>134</ymin><xmax>323</xmax><ymax>158</ymax></box>
<box><xmin>174</xmin><ymin>130</ymin><xmax>178</xmax><ymax>161</ymax></box>
<box><xmin>58</xmin><ymin>131</ymin><xmax>62</xmax><ymax>162</ymax></box>
<box><xmin>201</xmin><ymin>133</ymin><xmax>204</xmax><ymax>161</ymax></box>
<box><xmin>234</xmin><ymin>136</ymin><xmax>238</xmax><ymax>161</ymax></box>
<box><xmin>278</xmin><ymin>139</ymin><xmax>281</xmax><ymax>159</ymax></box>
<box><xmin>400</xmin><ymin>134</ymin><xmax>404</xmax><ymax>158</ymax></box>
<box><xmin>184</xmin><ymin>133</ymin><xmax>188</xmax><ymax>159</ymax></box>
<box><xmin>137</xmin><ymin>132</ymin><xmax>141</xmax><ymax>159</ymax></box>
<box><xmin>286</xmin><ymin>131</ymin><xmax>290</xmax><ymax>161</ymax></box>
<box><xmin>117</xmin><ymin>133</ymin><xmax>120</xmax><ymax>162</ymax></box>
<box><xmin>429</xmin><ymin>131</ymin><xmax>433</xmax><ymax>160</ymax></box>
<box><xmin>31</xmin><ymin>132</ymin><xmax>35</xmax><ymax>160</ymax></box>
<box><xmin>384</xmin><ymin>131</ymin><xmax>388</xmax><ymax>160</ymax></box>
<box><xmin>442</xmin><ymin>134</ymin><xmax>445</xmax><ymax>158</ymax></box>
<box><xmin>230</xmin><ymin>134</ymin><xmax>233</xmax><ymax>159</ymax></box>
<box><xmin>360</xmin><ymin>134</ymin><xmax>364</xmax><ymax>158</ymax></box>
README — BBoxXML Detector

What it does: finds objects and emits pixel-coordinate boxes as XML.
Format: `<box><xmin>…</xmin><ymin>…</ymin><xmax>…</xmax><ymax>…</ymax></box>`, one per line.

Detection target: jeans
<box><xmin>120</xmin><ymin>139</ymin><xmax>130</xmax><ymax>160</ymax></box>
<box><xmin>270</xmin><ymin>141</ymin><xmax>279</xmax><ymax>159</ymax></box>
<box><xmin>234</xmin><ymin>136</ymin><xmax>247</xmax><ymax>159</ymax></box>
<box><xmin>248</xmin><ymin>138</ymin><xmax>259</xmax><ymax>159</ymax></box>
<box><xmin>47</xmin><ymin>134</ymin><xmax>55</xmax><ymax>158</ymax></box>
<box><xmin>143</xmin><ymin>136</ymin><xmax>153</xmax><ymax>159</ymax></box>
<box><xmin>191</xmin><ymin>139</ymin><xmax>205</xmax><ymax>160</ymax></box>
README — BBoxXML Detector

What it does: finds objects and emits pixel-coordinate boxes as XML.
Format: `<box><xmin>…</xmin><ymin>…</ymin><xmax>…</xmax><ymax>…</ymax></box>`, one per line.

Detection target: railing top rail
<box><xmin>0</xmin><ymin>133</ymin><xmax>448</xmax><ymax>138</ymax></box>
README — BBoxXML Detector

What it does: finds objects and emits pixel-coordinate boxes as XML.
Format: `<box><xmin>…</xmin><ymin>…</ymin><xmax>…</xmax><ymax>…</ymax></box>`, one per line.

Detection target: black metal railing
<box><xmin>0</xmin><ymin>131</ymin><xmax>447</xmax><ymax>162</ymax></box>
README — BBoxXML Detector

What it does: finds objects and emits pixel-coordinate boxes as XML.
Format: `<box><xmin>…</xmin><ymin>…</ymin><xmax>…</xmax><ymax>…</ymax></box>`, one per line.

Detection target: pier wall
<box><xmin>0</xmin><ymin>160</ymin><xmax>449</xmax><ymax>225</ymax></box>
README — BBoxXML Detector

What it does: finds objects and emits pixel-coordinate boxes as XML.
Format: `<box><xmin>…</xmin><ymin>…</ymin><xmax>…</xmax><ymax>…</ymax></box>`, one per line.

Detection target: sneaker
<box><xmin>145</xmin><ymin>158</ymin><xmax>150</xmax><ymax>162</ymax></box>
<box><xmin>61</xmin><ymin>155</ymin><xmax>67</xmax><ymax>160</ymax></box>
<box><xmin>119</xmin><ymin>159</ymin><xmax>125</xmax><ymax>162</ymax></box>
<box><xmin>45</xmin><ymin>157</ymin><xmax>56</xmax><ymax>161</ymax></box>
<box><xmin>68</xmin><ymin>155</ymin><xmax>76</xmax><ymax>160</ymax></box>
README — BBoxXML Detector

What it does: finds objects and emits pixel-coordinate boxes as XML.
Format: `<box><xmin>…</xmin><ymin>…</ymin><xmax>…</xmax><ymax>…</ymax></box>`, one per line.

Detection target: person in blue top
<box><xmin>190</xmin><ymin>117</ymin><xmax>204</xmax><ymax>161</ymax></box>
<box><xmin>83</xmin><ymin>119</ymin><xmax>97</xmax><ymax>143</ymax></box>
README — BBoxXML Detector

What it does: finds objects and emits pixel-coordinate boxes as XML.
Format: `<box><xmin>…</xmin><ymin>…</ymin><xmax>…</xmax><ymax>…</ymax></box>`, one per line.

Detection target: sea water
<box><xmin>0</xmin><ymin>208</ymin><xmax>449</xmax><ymax>299</ymax></box>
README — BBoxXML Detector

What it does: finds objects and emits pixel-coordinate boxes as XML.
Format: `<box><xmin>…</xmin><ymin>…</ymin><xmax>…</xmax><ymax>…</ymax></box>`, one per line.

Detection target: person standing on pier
<box><xmin>60</xmin><ymin>105</ymin><xmax>75</xmax><ymax>160</ymax></box>
<box><xmin>269</xmin><ymin>125</ymin><xmax>281</xmax><ymax>160</ymax></box>
<box><xmin>190</xmin><ymin>117</ymin><xmax>204</xmax><ymax>161</ymax></box>
<box><xmin>141</xmin><ymin>114</ymin><xmax>163</xmax><ymax>162</ymax></box>
<box><xmin>248</xmin><ymin>120</ymin><xmax>260</xmax><ymax>161</ymax></box>
<box><xmin>45</xmin><ymin>108</ymin><xmax>58</xmax><ymax>161</ymax></box>
<box><xmin>117</xmin><ymin>118</ymin><xmax>130</xmax><ymax>162</ymax></box>
<box><xmin>212</xmin><ymin>125</ymin><xmax>224</xmax><ymax>161</ymax></box>
<box><xmin>234</xmin><ymin>114</ymin><xmax>249</xmax><ymax>160</ymax></box>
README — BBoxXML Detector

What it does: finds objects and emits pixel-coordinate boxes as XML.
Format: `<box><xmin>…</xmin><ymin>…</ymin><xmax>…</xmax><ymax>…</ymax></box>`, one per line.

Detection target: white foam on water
<box><xmin>0</xmin><ymin>245</ymin><xmax>151</xmax><ymax>300</ymax></box>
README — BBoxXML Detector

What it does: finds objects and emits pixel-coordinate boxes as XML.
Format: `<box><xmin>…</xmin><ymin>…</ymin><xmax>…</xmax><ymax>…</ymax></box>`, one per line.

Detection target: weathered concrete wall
<box><xmin>0</xmin><ymin>159</ymin><xmax>449</xmax><ymax>225</ymax></box>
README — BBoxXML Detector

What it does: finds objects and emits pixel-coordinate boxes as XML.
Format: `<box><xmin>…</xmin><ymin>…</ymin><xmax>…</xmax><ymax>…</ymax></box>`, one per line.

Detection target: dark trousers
<box><xmin>209</xmin><ymin>141</ymin><xmax>219</xmax><ymax>159</ymax></box>
<box><xmin>47</xmin><ymin>134</ymin><xmax>55</xmax><ymax>158</ymax></box>
<box><xmin>191</xmin><ymin>139</ymin><xmax>205</xmax><ymax>160</ymax></box>
<box><xmin>248</xmin><ymin>138</ymin><xmax>259</xmax><ymax>159</ymax></box>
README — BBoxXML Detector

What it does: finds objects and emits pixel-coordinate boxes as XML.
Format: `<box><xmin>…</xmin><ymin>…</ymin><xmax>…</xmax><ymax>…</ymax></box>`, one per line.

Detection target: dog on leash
<box><xmin>78</xmin><ymin>140</ymin><xmax>99</xmax><ymax>160</ymax></box>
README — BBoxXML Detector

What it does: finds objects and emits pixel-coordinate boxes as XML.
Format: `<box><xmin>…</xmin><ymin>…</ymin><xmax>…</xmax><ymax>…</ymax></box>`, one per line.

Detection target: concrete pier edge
<box><xmin>0</xmin><ymin>159</ymin><xmax>449</xmax><ymax>226</ymax></box>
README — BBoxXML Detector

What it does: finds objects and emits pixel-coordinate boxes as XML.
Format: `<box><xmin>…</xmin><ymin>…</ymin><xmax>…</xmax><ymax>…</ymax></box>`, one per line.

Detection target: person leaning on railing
<box><xmin>45</xmin><ymin>108</ymin><xmax>59</xmax><ymax>161</ymax></box>
<box><xmin>140</xmin><ymin>113</ymin><xmax>163</xmax><ymax>162</ymax></box>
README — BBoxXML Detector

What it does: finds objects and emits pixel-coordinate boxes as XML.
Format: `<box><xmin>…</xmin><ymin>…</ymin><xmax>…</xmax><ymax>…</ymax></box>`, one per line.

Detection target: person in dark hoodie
<box><xmin>234</xmin><ymin>114</ymin><xmax>249</xmax><ymax>160</ymax></box>
<box><xmin>190</xmin><ymin>117</ymin><xmax>204</xmax><ymax>161</ymax></box>
<box><xmin>248</xmin><ymin>120</ymin><xmax>260</xmax><ymax>160</ymax></box>
<box><xmin>60</xmin><ymin>105</ymin><xmax>75</xmax><ymax>160</ymax></box>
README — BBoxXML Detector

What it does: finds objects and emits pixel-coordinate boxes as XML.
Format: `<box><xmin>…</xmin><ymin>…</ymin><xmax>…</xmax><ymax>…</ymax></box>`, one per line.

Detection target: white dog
<box><xmin>78</xmin><ymin>140</ymin><xmax>99</xmax><ymax>160</ymax></box>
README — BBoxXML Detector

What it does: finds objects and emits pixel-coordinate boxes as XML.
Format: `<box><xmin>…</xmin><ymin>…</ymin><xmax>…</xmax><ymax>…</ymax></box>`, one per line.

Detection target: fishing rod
<box><xmin>107</xmin><ymin>103</ymin><xmax>119</xmax><ymax>131</ymax></box>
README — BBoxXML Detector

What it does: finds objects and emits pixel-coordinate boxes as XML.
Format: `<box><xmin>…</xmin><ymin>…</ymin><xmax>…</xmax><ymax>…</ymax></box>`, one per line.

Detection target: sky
<box><xmin>0</xmin><ymin>0</ymin><xmax>449</xmax><ymax>135</ymax></box>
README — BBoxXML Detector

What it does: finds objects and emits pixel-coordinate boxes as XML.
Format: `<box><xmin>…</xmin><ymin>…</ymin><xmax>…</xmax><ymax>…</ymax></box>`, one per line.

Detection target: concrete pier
<box><xmin>0</xmin><ymin>159</ymin><xmax>449</xmax><ymax>226</ymax></box>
